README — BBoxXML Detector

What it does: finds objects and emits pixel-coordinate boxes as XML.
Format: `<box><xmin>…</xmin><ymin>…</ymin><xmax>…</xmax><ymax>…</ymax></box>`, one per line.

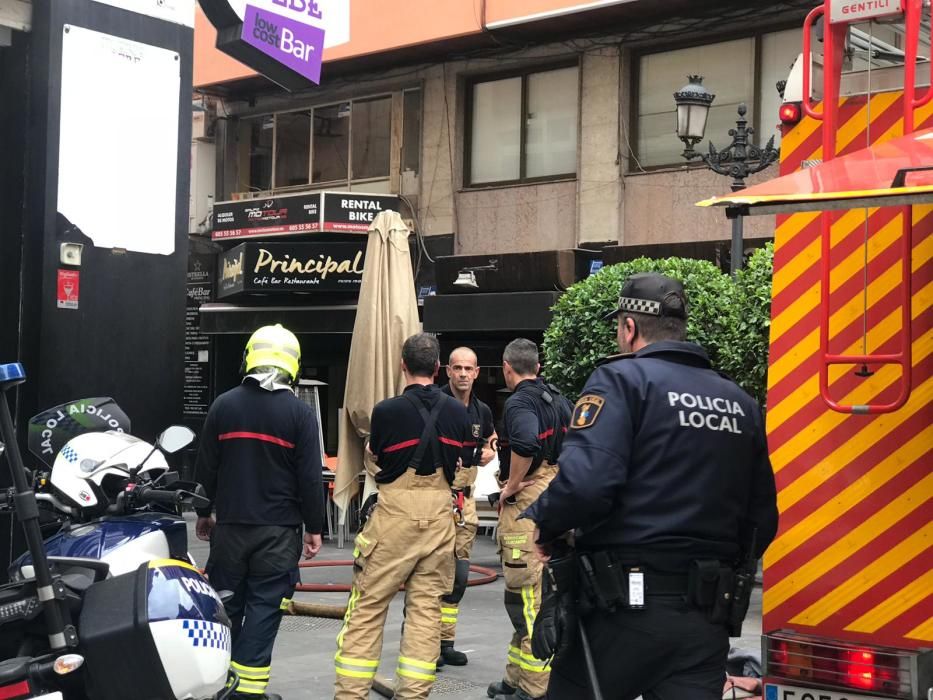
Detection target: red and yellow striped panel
<box><xmin>763</xmin><ymin>91</ymin><xmax>933</xmax><ymax>650</ymax></box>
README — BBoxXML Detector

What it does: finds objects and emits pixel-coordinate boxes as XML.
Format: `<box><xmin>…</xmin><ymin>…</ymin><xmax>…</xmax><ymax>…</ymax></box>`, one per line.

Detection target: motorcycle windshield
<box><xmin>28</xmin><ymin>398</ymin><xmax>131</xmax><ymax>466</ymax></box>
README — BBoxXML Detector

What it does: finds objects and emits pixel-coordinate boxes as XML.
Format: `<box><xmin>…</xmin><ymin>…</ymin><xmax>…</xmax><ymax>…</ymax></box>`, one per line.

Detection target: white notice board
<box><xmin>57</xmin><ymin>25</ymin><xmax>180</xmax><ymax>255</ymax></box>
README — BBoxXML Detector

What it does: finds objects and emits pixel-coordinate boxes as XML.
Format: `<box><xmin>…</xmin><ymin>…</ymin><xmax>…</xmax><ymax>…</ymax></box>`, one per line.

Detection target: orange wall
<box><xmin>194</xmin><ymin>0</ymin><xmax>635</xmax><ymax>88</ymax></box>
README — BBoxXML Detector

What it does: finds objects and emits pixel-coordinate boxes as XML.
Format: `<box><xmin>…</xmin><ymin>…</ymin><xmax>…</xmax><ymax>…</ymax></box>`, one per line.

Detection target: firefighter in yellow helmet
<box><xmin>196</xmin><ymin>324</ymin><xmax>324</xmax><ymax>700</ymax></box>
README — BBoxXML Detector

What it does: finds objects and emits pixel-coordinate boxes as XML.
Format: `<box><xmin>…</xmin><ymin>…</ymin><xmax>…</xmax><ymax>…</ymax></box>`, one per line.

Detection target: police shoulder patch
<box><xmin>571</xmin><ymin>395</ymin><xmax>605</xmax><ymax>429</ymax></box>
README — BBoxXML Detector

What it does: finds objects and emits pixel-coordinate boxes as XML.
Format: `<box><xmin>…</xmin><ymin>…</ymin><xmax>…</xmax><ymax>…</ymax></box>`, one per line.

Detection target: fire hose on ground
<box><xmin>284</xmin><ymin>560</ymin><xmax>499</xmax><ymax>698</ymax></box>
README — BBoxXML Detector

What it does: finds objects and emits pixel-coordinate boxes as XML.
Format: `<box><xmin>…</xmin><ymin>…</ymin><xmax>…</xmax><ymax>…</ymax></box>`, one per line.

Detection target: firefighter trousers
<box><xmin>334</xmin><ymin>469</ymin><xmax>455</xmax><ymax>700</ymax></box>
<box><xmin>441</xmin><ymin>482</ymin><xmax>478</xmax><ymax>642</ymax></box>
<box><xmin>206</xmin><ymin>523</ymin><xmax>301</xmax><ymax>696</ymax></box>
<box><xmin>497</xmin><ymin>463</ymin><xmax>558</xmax><ymax>699</ymax></box>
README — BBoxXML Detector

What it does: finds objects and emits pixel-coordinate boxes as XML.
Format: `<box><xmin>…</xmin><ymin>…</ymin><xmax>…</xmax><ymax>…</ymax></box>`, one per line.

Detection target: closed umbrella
<box><xmin>334</xmin><ymin>210</ymin><xmax>421</xmax><ymax>524</ymax></box>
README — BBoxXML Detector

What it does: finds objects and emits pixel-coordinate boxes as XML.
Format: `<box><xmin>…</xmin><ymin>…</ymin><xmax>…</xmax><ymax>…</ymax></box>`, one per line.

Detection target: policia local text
<box><xmin>668</xmin><ymin>392</ymin><xmax>745</xmax><ymax>434</ymax></box>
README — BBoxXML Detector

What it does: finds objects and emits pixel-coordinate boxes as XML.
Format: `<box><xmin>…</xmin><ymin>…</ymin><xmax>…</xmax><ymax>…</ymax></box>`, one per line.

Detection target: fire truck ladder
<box><xmin>801</xmin><ymin>0</ymin><xmax>931</xmax><ymax>414</ymax></box>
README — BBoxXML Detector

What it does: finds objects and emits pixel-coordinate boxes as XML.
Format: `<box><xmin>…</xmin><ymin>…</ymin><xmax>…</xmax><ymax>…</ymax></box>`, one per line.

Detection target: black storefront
<box><xmin>190</xmin><ymin>191</ymin><xmax>401</xmax><ymax>455</ymax></box>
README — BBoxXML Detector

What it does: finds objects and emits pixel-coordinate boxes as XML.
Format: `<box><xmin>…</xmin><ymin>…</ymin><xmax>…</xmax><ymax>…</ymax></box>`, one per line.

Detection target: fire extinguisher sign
<box><xmin>57</xmin><ymin>269</ymin><xmax>80</xmax><ymax>309</ymax></box>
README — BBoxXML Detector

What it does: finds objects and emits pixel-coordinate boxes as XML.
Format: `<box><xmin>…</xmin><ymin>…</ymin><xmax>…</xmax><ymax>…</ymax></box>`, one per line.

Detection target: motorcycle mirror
<box><xmin>155</xmin><ymin>425</ymin><xmax>196</xmax><ymax>454</ymax></box>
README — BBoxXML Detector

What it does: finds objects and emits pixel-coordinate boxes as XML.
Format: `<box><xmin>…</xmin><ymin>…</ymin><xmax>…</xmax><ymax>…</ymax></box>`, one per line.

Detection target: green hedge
<box><xmin>542</xmin><ymin>245</ymin><xmax>773</xmax><ymax>405</ymax></box>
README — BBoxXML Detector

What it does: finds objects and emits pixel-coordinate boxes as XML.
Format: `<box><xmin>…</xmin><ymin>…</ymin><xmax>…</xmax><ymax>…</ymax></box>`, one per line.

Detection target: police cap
<box><xmin>603</xmin><ymin>272</ymin><xmax>687</xmax><ymax>321</ymax></box>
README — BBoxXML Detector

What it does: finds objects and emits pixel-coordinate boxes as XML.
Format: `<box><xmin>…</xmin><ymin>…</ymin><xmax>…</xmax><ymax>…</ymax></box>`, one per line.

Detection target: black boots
<box><xmin>440</xmin><ymin>639</ymin><xmax>468</xmax><ymax>666</ymax></box>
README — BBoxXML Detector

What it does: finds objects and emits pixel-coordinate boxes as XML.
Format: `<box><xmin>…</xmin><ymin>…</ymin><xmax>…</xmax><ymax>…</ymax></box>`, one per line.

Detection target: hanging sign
<box><xmin>212</xmin><ymin>191</ymin><xmax>399</xmax><ymax>239</ymax></box>
<box><xmin>217</xmin><ymin>241</ymin><xmax>366</xmax><ymax>298</ymax></box>
<box><xmin>829</xmin><ymin>0</ymin><xmax>904</xmax><ymax>24</ymax></box>
<box><xmin>212</xmin><ymin>191</ymin><xmax>321</xmax><ymax>240</ymax></box>
<box><xmin>320</xmin><ymin>192</ymin><xmax>400</xmax><ymax>232</ymax></box>
<box><xmin>198</xmin><ymin>0</ymin><xmax>350</xmax><ymax>89</ymax></box>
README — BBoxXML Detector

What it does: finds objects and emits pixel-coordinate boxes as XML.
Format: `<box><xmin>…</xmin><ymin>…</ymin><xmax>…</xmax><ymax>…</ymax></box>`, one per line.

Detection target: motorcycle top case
<box><xmin>79</xmin><ymin>559</ymin><xmax>231</xmax><ymax>700</ymax></box>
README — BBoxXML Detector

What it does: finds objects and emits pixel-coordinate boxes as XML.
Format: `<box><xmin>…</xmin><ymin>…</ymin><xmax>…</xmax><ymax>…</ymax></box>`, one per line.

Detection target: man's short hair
<box><xmin>448</xmin><ymin>346</ymin><xmax>478</xmax><ymax>367</ymax></box>
<box><xmin>503</xmin><ymin>338</ymin><xmax>539</xmax><ymax>376</ymax></box>
<box><xmin>402</xmin><ymin>333</ymin><xmax>440</xmax><ymax>377</ymax></box>
<box><xmin>623</xmin><ymin>312</ymin><xmax>687</xmax><ymax>343</ymax></box>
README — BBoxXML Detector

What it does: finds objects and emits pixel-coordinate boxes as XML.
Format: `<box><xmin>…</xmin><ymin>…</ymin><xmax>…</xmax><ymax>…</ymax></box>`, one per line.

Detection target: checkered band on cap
<box><xmin>618</xmin><ymin>296</ymin><xmax>662</xmax><ymax>316</ymax></box>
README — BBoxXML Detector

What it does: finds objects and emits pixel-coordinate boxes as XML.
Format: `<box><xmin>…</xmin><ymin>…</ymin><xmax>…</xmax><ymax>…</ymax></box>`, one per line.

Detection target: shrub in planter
<box><xmin>543</xmin><ymin>257</ymin><xmax>737</xmax><ymax>400</ymax></box>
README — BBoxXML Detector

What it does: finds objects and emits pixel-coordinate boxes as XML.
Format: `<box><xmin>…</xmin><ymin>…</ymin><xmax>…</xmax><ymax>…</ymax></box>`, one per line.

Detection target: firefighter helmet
<box><xmin>243</xmin><ymin>324</ymin><xmax>301</xmax><ymax>382</ymax></box>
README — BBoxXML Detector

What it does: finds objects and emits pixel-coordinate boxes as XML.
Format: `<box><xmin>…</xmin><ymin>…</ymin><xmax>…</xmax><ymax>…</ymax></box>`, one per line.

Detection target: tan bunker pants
<box><xmin>497</xmin><ymin>463</ymin><xmax>558</xmax><ymax>699</ymax></box>
<box><xmin>334</xmin><ymin>470</ymin><xmax>455</xmax><ymax>699</ymax></box>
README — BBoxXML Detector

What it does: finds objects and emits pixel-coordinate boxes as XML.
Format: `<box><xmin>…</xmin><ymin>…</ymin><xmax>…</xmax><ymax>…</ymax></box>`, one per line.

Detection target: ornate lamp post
<box><xmin>673</xmin><ymin>75</ymin><xmax>780</xmax><ymax>274</ymax></box>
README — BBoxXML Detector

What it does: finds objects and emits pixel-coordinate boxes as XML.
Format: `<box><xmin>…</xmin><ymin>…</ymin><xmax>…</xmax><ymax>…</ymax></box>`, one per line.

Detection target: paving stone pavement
<box><xmin>186</xmin><ymin>515</ymin><xmax>763</xmax><ymax>700</ymax></box>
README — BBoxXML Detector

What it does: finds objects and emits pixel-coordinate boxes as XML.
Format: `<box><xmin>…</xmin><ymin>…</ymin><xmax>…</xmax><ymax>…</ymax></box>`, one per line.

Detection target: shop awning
<box><xmin>696</xmin><ymin>127</ymin><xmax>933</xmax><ymax>216</ymax></box>
<box><xmin>199</xmin><ymin>303</ymin><xmax>357</xmax><ymax>334</ymax></box>
<box><xmin>423</xmin><ymin>291</ymin><xmax>561</xmax><ymax>333</ymax></box>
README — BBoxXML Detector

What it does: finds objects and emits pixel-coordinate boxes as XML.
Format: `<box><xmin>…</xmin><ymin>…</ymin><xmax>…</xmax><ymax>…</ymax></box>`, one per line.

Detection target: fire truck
<box><xmin>701</xmin><ymin>1</ymin><xmax>932</xmax><ymax>698</ymax></box>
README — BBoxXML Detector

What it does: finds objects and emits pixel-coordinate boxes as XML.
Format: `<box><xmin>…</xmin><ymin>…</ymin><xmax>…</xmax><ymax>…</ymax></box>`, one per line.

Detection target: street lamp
<box><xmin>673</xmin><ymin>75</ymin><xmax>779</xmax><ymax>274</ymax></box>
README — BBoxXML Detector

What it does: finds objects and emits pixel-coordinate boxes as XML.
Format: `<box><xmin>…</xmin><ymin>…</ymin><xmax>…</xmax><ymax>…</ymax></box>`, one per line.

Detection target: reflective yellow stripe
<box><xmin>279</xmin><ymin>597</ymin><xmax>291</xmax><ymax>611</ymax></box>
<box><xmin>441</xmin><ymin>605</ymin><xmax>458</xmax><ymax>623</ymax></box>
<box><xmin>441</xmin><ymin>607</ymin><xmax>458</xmax><ymax>614</ymax></box>
<box><xmin>336</xmin><ymin>667</ymin><xmax>378</xmax><ymax>679</ymax></box>
<box><xmin>397</xmin><ymin>656</ymin><xmax>436</xmax><ymax>682</ymax></box>
<box><xmin>335</xmin><ymin>654</ymin><xmax>378</xmax><ymax>668</ymax></box>
<box><xmin>521</xmin><ymin>585</ymin><xmax>536</xmax><ymax>638</ymax></box>
<box><xmin>519</xmin><ymin>649</ymin><xmax>551</xmax><ymax>672</ymax></box>
<box><xmin>147</xmin><ymin>557</ymin><xmax>198</xmax><ymax>572</ymax></box>
<box><xmin>334</xmin><ymin>653</ymin><xmax>378</xmax><ymax>678</ymax></box>
<box><xmin>441</xmin><ymin>617</ymin><xmax>457</xmax><ymax>623</ymax></box>
<box><xmin>231</xmin><ymin>661</ymin><xmax>271</xmax><ymax>676</ymax></box>
<box><xmin>336</xmin><ymin>586</ymin><xmax>361</xmax><ymax>649</ymax></box>
<box><xmin>397</xmin><ymin>668</ymin><xmax>436</xmax><ymax>681</ymax></box>
<box><xmin>398</xmin><ymin>656</ymin><xmax>435</xmax><ymax>670</ymax></box>
<box><xmin>235</xmin><ymin>678</ymin><xmax>269</xmax><ymax>693</ymax></box>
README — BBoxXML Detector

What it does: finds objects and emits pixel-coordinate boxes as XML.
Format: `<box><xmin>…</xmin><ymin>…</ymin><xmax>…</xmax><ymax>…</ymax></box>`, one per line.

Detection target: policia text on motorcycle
<box><xmin>524</xmin><ymin>274</ymin><xmax>779</xmax><ymax>700</ymax></box>
<box><xmin>440</xmin><ymin>347</ymin><xmax>497</xmax><ymax>667</ymax></box>
<box><xmin>195</xmin><ymin>324</ymin><xmax>324</xmax><ymax>700</ymax></box>
<box><xmin>334</xmin><ymin>333</ymin><xmax>472</xmax><ymax>700</ymax></box>
<box><xmin>489</xmin><ymin>339</ymin><xmax>572</xmax><ymax>700</ymax></box>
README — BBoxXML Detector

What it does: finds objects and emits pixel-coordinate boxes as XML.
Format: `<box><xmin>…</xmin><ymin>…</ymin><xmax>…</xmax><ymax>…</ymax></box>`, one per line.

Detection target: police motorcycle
<box><xmin>0</xmin><ymin>363</ymin><xmax>233</xmax><ymax>700</ymax></box>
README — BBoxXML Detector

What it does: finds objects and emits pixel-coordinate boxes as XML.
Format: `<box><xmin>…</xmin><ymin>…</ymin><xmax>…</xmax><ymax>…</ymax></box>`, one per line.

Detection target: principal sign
<box><xmin>829</xmin><ymin>0</ymin><xmax>904</xmax><ymax>24</ymax></box>
<box><xmin>217</xmin><ymin>241</ymin><xmax>366</xmax><ymax>297</ymax></box>
<box><xmin>198</xmin><ymin>0</ymin><xmax>349</xmax><ymax>89</ymax></box>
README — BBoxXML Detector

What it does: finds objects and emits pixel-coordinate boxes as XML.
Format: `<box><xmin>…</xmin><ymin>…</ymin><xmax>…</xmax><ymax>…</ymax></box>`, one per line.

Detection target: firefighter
<box><xmin>488</xmin><ymin>339</ymin><xmax>572</xmax><ymax>700</ymax></box>
<box><xmin>334</xmin><ymin>333</ymin><xmax>470</xmax><ymax>700</ymax></box>
<box><xmin>439</xmin><ymin>346</ymin><xmax>497</xmax><ymax>666</ymax></box>
<box><xmin>195</xmin><ymin>324</ymin><xmax>324</xmax><ymax>700</ymax></box>
<box><xmin>525</xmin><ymin>273</ymin><xmax>779</xmax><ymax>700</ymax></box>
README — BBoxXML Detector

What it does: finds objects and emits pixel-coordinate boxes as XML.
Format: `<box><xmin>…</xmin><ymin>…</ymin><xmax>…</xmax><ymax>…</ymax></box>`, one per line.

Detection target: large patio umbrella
<box><xmin>334</xmin><ymin>210</ymin><xmax>421</xmax><ymax>522</ymax></box>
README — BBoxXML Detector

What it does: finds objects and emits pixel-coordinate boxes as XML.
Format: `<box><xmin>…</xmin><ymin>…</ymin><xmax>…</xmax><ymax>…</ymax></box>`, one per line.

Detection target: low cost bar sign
<box><xmin>242</xmin><ymin>1</ymin><xmax>325</xmax><ymax>84</ymax></box>
<box><xmin>57</xmin><ymin>269</ymin><xmax>80</xmax><ymax>310</ymax></box>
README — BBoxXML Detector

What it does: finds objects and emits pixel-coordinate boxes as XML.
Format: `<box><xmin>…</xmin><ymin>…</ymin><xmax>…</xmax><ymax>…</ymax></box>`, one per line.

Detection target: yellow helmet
<box><xmin>243</xmin><ymin>324</ymin><xmax>301</xmax><ymax>382</ymax></box>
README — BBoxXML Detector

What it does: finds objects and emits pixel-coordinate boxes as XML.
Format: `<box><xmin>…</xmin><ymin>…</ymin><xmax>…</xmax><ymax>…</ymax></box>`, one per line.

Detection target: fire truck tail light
<box><xmin>764</xmin><ymin>633</ymin><xmax>927</xmax><ymax>699</ymax></box>
<box><xmin>779</xmin><ymin>102</ymin><xmax>803</xmax><ymax>125</ymax></box>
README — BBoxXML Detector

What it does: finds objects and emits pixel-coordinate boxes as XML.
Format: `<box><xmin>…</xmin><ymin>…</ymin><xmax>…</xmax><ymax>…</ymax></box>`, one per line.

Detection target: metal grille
<box><xmin>278</xmin><ymin>615</ymin><xmax>343</xmax><ymax>633</ymax></box>
<box><xmin>430</xmin><ymin>677</ymin><xmax>486</xmax><ymax>695</ymax></box>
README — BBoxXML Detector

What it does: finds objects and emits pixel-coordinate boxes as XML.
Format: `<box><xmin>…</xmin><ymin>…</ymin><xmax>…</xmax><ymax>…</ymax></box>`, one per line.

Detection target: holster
<box><xmin>687</xmin><ymin>559</ymin><xmax>737</xmax><ymax>627</ymax></box>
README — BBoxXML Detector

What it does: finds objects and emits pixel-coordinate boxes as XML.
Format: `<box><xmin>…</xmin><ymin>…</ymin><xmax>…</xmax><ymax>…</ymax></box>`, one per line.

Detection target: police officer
<box><xmin>334</xmin><ymin>333</ymin><xmax>470</xmax><ymax>700</ymax></box>
<box><xmin>439</xmin><ymin>346</ymin><xmax>497</xmax><ymax>666</ymax></box>
<box><xmin>488</xmin><ymin>339</ymin><xmax>572</xmax><ymax>700</ymax></box>
<box><xmin>195</xmin><ymin>324</ymin><xmax>324</xmax><ymax>700</ymax></box>
<box><xmin>524</xmin><ymin>273</ymin><xmax>779</xmax><ymax>700</ymax></box>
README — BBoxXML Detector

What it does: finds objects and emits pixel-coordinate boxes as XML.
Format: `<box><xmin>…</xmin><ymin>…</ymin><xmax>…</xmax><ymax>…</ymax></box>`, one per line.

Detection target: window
<box><xmin>275</xmin><ymin>110</ymin><xmax>311</xmax><ymax>187</ymax></box>
<box><xmin>467</xmin><ymin>65</ymin><xmax>579</xmax><ymax>186</ymax></box>
<box><xmin>313</xmin><ymin>102</ymin><xmax>350</xmax><ymax>183</ymax></box>
<box><xmin>351</xmin><ymin>96</ymin><xmax>392</xmax><ymax>180</ymax></box>
<box><xmin>635</xmin><ymin>30</ymin><xmax>801</xmax><ymax>168</ymax></box>
<box><xmin>233</xmin><ymin>92</ymin><xmax>410</xmax><ymax>197</ymax></box>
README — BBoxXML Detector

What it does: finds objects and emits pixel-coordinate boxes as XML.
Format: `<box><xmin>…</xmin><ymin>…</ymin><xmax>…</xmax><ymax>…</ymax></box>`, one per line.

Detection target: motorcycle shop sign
<box><xmin>212</xmin><ymin>191</ymin><xmax>399</xmax><ymax>240</ymax></box>
<box><xmin>218</xmin><ymin>241</ymin><xmax>366</xmax><ymax>298</ymax></box>
<box><xmin>198</xmin><ymin>0</ymin><xmax>350</xmax><ymax>89</ymax></box>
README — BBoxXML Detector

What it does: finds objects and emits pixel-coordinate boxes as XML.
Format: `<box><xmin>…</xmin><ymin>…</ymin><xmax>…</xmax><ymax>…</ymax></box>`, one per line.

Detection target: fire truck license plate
<box><xmin>765</xmin><ymin>683</ymin><xmax>884</xmax><ymax>700</ymax></box>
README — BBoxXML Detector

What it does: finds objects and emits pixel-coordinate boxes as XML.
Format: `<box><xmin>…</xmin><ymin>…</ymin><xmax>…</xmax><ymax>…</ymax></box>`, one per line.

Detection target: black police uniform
<box><xmin>495</xmin><ymin>377</ymin><xmax>572</xmax><ymax>699</ymax></box>
<box><xmin>439</xmin><ymin>384</ymin><xmax>495</xmax><ymax>658</ymax></box>
<box><xmin>195</xmin><ymin>377</ymin><xmax>323</xmax><ymax>698</ymax></box>
<box><xmin>525</xmin><ymin>341</ymin><xmax>778</xmax><ymax>700</ymax></box>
